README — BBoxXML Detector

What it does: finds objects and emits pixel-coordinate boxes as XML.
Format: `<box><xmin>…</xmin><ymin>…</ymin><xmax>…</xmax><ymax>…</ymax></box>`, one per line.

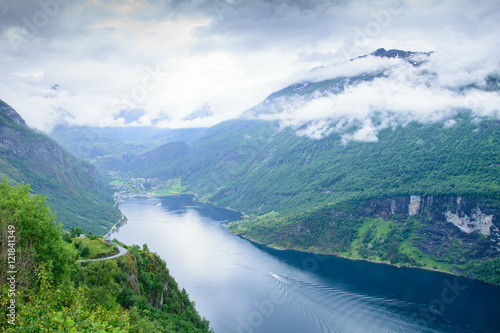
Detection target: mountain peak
<box><xmin>371</xmin><ymin>48</ymin><xmax>412</xmax><ymax>58</ymax></box>
<box><xmin>364</xmin><ymin>48</ymin><xmax>432</xmax><ymax>66</ymax></box>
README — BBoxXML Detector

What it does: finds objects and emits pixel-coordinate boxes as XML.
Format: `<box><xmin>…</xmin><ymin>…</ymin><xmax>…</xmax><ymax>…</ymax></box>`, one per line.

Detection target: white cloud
<box><xmin>0</xmin><ymin>0</ymin><xmax>498</xmax><ymax>134</ymax></box>
<box><xmin>256</xmin><ymin>52</ymin><xmax>500</xmax><ymax>141</ymax></box>
<box><xmin>14</xmin><ymin>70</ymin><xmax>44</xmax><ymax>80</ymax></box>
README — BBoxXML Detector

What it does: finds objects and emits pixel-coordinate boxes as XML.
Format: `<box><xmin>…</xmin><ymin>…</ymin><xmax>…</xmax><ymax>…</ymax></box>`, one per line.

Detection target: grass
<box><xmin>63</xmin><ymin>241</ymin><xmax>80</xmax><ymax>259</ymax></box>
<box><xmin>153</xmin><ymin>178</ymin><xmax>183</xmax><ymax>194</ymax></box>
<box><xmin>73</xmin><ymin>237</ymin><xmax>117</xmax><ymax>259</ymax></box>
<box><xmin>254</xmin><ymin>211</ymin><xmax>279</xmax><ymax>221</ymax></box>
<box><xmin>153</xmin><ymin>189</ymin><xmax>182</xmax><ymax>195</ymax></box>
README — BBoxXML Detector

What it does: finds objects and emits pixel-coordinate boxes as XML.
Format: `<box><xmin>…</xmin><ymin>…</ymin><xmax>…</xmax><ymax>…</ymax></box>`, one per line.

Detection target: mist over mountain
<box><xmin>49</xmin><ymin>124</ymin><xmax>206</xmax><ymax>160</ymax></box>
<box><xmin>245</xmin><ymin>48</ymin><xmax>500</xmax><ymax>141</ymax></box>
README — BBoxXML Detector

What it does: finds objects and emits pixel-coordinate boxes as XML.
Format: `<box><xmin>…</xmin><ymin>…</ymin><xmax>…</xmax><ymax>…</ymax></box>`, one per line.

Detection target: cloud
<box><xmin>0</xmin><ymin>0</ymin><xmax>499</xmax><ymax>133</ymax></box>
<box><xmin>256</xmin><ymin>52</ymin><xmax>500</xmax><ymax>141</ymax></box>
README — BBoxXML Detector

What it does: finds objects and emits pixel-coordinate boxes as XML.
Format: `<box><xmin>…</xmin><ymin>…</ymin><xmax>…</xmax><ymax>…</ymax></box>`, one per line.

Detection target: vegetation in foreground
<box><xmin>0</xmin><ymin>180</ymin><xmax>212</xmax><ymax>332</ymax></box>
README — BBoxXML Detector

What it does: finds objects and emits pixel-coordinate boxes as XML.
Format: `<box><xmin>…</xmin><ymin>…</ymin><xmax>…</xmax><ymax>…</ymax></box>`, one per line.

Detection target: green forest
<box><xmin>119</xmin><ymin>113</ymin><xmax>499</xmax><ymax>217</ymax></box>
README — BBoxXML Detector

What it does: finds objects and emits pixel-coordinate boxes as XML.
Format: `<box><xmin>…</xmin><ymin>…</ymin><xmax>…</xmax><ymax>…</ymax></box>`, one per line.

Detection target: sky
<box><xmin>0</xmin><ymin>0</ymin><xmax>499</xmax><ymax>133</ymax></box>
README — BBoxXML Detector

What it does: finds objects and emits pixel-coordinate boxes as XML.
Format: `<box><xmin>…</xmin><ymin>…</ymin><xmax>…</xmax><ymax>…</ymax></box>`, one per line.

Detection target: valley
<box><xmin>33</xmin><ymin>49</ymin><xmax>499</xmax><ymax>287</ymax></box>
<box><xmin>2</xmin><ymin>1</ymin><xmax>500</xmax><ymax>331</ymax></box>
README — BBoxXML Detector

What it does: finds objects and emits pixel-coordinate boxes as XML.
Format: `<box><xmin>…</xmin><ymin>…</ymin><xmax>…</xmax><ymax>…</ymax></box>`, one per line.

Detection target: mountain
<box><xmin>117</xmin><ymin>49</ymin><xmax>499</xmax><ymax>214</ymax></box>
<box><xmin>244</xmin><ymin>48</ymin><xmax>431</xmax><ymax>118</ymax></box>
<box><xmin>49</xmin><ymin>124</ymin><xmax>206</xmax><ymax>161</ymax></box>
<box><xmin>120</xmin><ymin>113</ymin><xmax>500</xmax><ymax>215</ymax></box>
<box><xmin>0</xmin><ymin>99</ymin><xmax>121</xmax><ymax>234</ymax></box>
<box><xmin>100</xmin><ymin>49</ymin><xmax>500</xmax><ymax>283</ymax></box>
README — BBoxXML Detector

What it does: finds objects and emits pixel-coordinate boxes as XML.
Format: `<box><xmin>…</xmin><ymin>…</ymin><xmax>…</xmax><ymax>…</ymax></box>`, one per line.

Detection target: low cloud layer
<box><xmin>256</xmin><ymin>52</ymin><xmax>500</xmax><ymax>141</ymax></box>
<box><xmin>0</xmin><ymin>0</ymin><xmax>499</xmax><ymax>132</ymax></box>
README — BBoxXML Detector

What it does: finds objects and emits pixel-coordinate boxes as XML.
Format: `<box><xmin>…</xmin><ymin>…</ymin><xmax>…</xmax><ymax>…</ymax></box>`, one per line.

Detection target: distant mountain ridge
<box><xmin>0</xmin><ymin>99</ymin><xmax>121</xmax><ymax>234</ymax></box>
<box><xmin>49</xmin><ymin>124</ymin><xmax>206</xmax><ymax>161</ymax></box>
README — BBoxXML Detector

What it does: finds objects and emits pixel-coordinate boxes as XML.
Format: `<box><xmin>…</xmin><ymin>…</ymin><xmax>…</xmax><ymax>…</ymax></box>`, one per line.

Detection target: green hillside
<box><xmin>0</xmin><ymin>100</ymin><xmax>121</xmax><ymax>234</ymax></box>
<box><xmin>120</xmin><ymin>113</ymin><xmax>499</xmax><ymax>214</ymax></box>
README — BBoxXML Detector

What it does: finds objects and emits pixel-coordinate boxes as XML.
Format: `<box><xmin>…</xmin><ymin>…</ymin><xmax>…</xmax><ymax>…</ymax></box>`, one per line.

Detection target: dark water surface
<box><xmin>114</xmin><ymin>195</ymin><xmax>500</xmax><ymax>333</ymax></box>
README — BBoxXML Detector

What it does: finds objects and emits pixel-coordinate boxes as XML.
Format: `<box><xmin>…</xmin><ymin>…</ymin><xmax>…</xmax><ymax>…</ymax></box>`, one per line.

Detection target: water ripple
<box><xmin>270</xmin><ymin>273</ymin><xmax>443</xmax><ymax>333</ymax></box>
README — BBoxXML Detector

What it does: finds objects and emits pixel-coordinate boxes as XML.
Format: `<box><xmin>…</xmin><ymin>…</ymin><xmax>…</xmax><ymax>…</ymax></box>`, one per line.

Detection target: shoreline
<box><xmin>104</xmin><ymin>214</ymin><xmax>126</xmax><ymax>238</ymax></box>
<box><xmin>229</xmin><ymin>230</ymin><xmax>468</xmax><ymax>280</ymax></box>
<box><xmin>155</xmin><ymin>193</ymin><xmax>464</xmax><ymax>280</ymax></box>
<box><xmin>191</xmin><ymin>194</ymin><xmax>245</xmax><ymax>215</ymax></box>
<box><xmin>112</xmin><ymin>193</ymin><xmax>492</xmax><ymax>286</ymax></box>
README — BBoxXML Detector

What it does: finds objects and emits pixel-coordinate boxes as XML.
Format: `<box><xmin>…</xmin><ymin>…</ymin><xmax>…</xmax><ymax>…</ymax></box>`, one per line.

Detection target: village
<box><xmin>108</xmin><ymin>173</ymin><xmax>183</xmax><ymax>204</ymax></box>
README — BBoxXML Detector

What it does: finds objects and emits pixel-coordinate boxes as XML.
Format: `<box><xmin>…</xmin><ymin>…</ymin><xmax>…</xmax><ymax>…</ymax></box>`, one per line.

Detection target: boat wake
<box><xmin>269</xmin><ymin>272</ymin><xmax>443</xmax><ymax>333</ymax></box>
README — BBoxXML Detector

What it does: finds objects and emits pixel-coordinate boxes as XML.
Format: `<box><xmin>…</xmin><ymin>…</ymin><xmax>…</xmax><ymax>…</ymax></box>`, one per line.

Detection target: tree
<box><xmin>78</xmin><ymin>260</ymin><xmax>121</xmax><ymax>310</ymax></box>
<box><xmin>0</xmin><ymin>179</ymin><xmax>72</xmax><ymax>285</ymax></box>
<box><xmin>71</xmin><ymin>227</ymin><xmax>83</xmax><ymax>238</ymax></box>
<box><xmin>0</xmin><ymin>264</ymin><xmax>130</xmax><ymax>332</ymax></box>
<box><xmin>62</xmin><ymin>232</ymin><xmax>72</xmax><ymax>243</ymax></box>
<box><xmin>80</xmin><ymin>245</ymin><xmax>90</xmax><ymax>258</ymax></box>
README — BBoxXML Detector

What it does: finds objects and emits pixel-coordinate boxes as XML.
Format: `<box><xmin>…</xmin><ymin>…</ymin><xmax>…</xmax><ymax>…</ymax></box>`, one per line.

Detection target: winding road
<box><xmin>76</xmin><ymin>243</ymin><xmax>128</xmax><ymax>263</ymax></box>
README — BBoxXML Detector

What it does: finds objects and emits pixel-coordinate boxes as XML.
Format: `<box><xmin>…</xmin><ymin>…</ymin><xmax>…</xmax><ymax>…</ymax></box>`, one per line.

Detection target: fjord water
<box><xmin>114</xmin><ymin>195</ymin><xmax>500</xmax><ymax>333</ymax></box>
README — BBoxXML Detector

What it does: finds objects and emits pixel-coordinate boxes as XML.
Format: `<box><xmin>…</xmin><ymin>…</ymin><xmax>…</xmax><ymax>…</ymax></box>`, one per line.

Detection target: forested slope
<box><xmin>0</xmin><ymin>100</ymin><xmax>121</xmax><ymax>234</ymax></box>
<box><xmin>122</xmin><ymin>113</ymin><xmax>499</xmax><ymax>215</ymax></box>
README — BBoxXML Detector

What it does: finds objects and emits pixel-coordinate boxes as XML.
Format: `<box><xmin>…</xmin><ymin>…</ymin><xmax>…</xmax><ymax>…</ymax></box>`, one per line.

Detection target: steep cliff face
<box><xmin>0</xmin><ymin>99</ymin><xmax>120</xmax><ymax>233</ymax></box>
<box><xmin>113</xmin><ymin>244</ymin><xmax>212</xmax><ymax>331</ymax></box>
<box><xmin>358</xmin><ymin>195</ymin><xmax>500</xmax><ymax>260</ymax></box>
<box><xmin>230</xmin><ymin>193</ymin><xmax>500</xmax><ymax>284</ymax></box>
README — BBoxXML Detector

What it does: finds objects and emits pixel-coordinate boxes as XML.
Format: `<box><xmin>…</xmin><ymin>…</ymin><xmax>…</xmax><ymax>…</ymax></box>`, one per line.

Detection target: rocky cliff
<box><xmin>230</xmin><ymin>193</ymin><xmax>500</xmax><ymax>284</ymax></box>
<box><xmin>357</xmin><ymin>195</ymin><xmax>500</xmax><ymax>261</ymax></box>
